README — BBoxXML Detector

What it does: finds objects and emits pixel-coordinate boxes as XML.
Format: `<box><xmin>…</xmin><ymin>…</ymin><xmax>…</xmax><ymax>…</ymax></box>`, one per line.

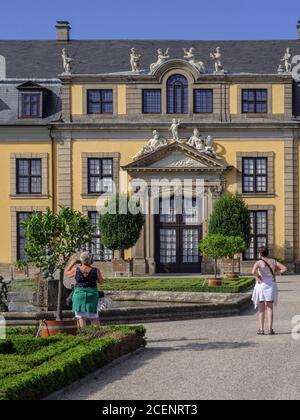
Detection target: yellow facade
<box><xmin>0</xmin><ymin>62</ymin><xmax>298</xmax><ymax>275</ymax></box>
<box><xmin>272</xmin><ymin>85</ymin><xmax>285</xmax><ymax>114</ymax></box>
<box><xmin>71</xmin><ymin>85</ymin><xmax>83</xmax><ymax>115</ymax></box>
<box><xmin>0</xmin><ymin>140</ymin><xmax>53</xmax><ymax>264</ymax></box>
<box><xmin>221</xmin><ymin>139</ymin><xmax>285</xmax><ymax>259</ymax></box>
<box><xmin>229</xmin><ymin>84</ymin><xmax>238</xmax><ymax>115</ymax></box>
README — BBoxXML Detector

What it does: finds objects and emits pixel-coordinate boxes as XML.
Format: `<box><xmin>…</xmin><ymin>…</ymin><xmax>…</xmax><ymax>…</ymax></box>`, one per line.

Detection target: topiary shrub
<box><xmin>209</xmin><ymin>193</ymin><xmax>251</xmax><ymax>248</ymax></box>
<box><xmin>99</xmin><ymin>194</ymin><xmax>145</xmax><ymax>259</ymax></box>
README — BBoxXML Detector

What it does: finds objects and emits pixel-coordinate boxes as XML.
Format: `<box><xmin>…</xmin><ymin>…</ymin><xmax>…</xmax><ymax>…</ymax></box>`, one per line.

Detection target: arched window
<box><xmin>167</xmin><ymin>74</ymin><xmax>188</xmax><ymax>114</ymax></box>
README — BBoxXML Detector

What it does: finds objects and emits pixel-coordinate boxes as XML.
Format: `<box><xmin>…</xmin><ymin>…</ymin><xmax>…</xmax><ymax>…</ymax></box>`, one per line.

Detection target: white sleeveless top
<box><xmin>252</xmin><ymin>259</ymin><xmax>278</xmax><ymax>308</ymax></box>
<box><xmin>257</xmin><ymin>259</ymin><xmax>276</xmax><ymax>278</ymax></box>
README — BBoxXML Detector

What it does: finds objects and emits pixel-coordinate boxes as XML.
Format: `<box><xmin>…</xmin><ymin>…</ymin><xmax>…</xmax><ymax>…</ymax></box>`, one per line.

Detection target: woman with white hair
<box><xmin>65</xmin><ymin>251</ymin><xmax>104</xmax><ymax>327</ymax></box>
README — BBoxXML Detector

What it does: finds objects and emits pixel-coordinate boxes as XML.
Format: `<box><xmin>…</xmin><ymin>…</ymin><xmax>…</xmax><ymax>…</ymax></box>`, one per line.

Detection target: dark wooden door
<box><xmin>155</xmin><ymin>198</ymin><xmax>202</xmax><ymax>274</ymax></box>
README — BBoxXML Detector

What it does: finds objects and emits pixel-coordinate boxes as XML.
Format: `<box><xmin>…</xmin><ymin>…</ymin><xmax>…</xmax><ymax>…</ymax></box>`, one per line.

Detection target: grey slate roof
<box><xmin>1</xmin><ymin>40</ymin><xmax>300</xmax><ymax>78</ymax></box>
<box><xmin>0</xmin><ymin>81</ymin><xmax>61</xmax><ymax>124</ymax></box>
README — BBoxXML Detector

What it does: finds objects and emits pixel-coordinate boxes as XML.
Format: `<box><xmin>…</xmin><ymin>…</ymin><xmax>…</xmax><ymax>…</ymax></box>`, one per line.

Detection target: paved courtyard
<box><xmin>52</xmin><ymin>276</ymin><xmax>300</xmax><ymax>400</ymax></box>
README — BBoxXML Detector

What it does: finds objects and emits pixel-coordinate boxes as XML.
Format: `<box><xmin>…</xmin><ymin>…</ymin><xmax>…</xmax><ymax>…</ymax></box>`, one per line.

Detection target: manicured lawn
<box><xmin>0</xmin><ymin>325</ymin><xmax>146</xmax><ymax>400</ymax></box>
<box><xmin>10</xmin><ymin>277</ymin><xmax>255</xmax><ymax>294</ymax></box>
<box><xmin>102</xmin><ymin>277</ymin><xmax>255</xmax><ymax>293</ymax></box>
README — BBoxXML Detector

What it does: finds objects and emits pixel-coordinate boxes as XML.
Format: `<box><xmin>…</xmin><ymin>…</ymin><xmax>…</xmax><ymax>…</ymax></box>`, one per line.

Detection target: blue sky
<box><xmin>0</xmin><ymin>0</ymin><xmax>299</xmax><ymax>40</ymax></box>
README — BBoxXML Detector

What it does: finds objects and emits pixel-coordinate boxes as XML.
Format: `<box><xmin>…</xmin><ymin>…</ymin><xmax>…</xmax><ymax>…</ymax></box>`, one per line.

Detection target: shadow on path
<box><xmin>50</xmin><ymin>339</ymin><xmax>256</xmax><ymax>400</ymax></box>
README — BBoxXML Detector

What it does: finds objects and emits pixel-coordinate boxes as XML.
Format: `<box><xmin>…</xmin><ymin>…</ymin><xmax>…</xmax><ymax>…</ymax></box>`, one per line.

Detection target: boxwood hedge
<box><xmin>0</xmin><ymin>325</ymin><xmax>146</xmax><ymax>400</ymax></box>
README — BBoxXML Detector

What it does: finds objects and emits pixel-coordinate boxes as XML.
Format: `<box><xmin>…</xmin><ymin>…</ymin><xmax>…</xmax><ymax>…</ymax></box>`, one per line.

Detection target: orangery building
<box><xmin>1</xmin><ymin>21</ymin><xmax>300</xmax><ymax>276</ymax></box>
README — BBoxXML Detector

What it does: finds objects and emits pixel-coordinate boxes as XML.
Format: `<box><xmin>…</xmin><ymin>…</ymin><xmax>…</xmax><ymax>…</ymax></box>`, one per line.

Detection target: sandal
<box><xmin>269</xmin><ymin>330</ymin><xmax>276</xmax><ymax>336</ymax></box>
<box><xmin>257</xmin><ymin>330</ymin><xmax>265</xmax><ymax>335</ymax></box>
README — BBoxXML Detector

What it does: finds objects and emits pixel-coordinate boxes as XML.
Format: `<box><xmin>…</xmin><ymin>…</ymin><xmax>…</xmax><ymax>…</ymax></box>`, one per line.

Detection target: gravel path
<box><xmin>51</xmin><ymin>276</ymin><xmax>300</xmax><ymax>400</ymax></box>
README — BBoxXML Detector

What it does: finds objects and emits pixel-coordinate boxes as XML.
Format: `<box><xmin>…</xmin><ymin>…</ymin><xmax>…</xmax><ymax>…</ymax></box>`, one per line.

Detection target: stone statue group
<box><xmin>132</xmin><ymin>123</ymin><xmax>218</xmax><ymax>161</ymax></box>
<box><xmin>60</xmin><ymin>45</ymin><xmax>295</xmax><ymax>76</ymax></box>
<box><xmin>130</xmin><ymin>46</ymin><xmax>224</xmax><ymax>74</ymax></box>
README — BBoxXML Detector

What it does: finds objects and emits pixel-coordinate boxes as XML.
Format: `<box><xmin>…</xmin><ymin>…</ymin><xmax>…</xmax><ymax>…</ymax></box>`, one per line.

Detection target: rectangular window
<box><xmin>21</xmin><ymin>93</ymin><xmax>41</xmax><ymax>118</ymax></box>
<box><xmin>16</xmin><ymin>158</ymin><xmax>42</xmax><ymax>194</ymax></box>
<box><xmin>142</xmin><ymin>89</ymin><xmax>161</xmax><ymax>114</ymax></box>
<box><xmin>244</xmin><ymin>211</ymin><xmax>268</xmax><ymax>261</ymax></box>
<box><xmin>87</xmin><ymin>89</ymin><xmax>113</xmax><ymax>114</ymax></box>
<box><xmin>242</xmin><ymin>158</ymin><xmax>267</xmax><ymax>193</ymax></box>
<box><xmin>88</xmin><ymin>158</ymin><xmax>113</xmax><ymax>194</ymax></box>
<box><xmin>88</xmin><ymin>211</ymin><xmax>113</xmax><ymax>261</ymax></box>
<box><xmin>17</xmin><ymin>212</ymin><xmax>33</xmax><ymax>261</ymax></box>
<box><xmin>242</xmin><ymin>89</ymin><xmax>268</xmax><ymax>113</ymax></box>
<box><xmin>194</xmin><ymin>89</ymin><xmax>213</xmax><ymax>113</ymax></box>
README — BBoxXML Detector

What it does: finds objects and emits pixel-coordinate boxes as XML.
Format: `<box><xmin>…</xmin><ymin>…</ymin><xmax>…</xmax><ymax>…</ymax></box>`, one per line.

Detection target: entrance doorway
<box><xmin>155</xmin><ymin>197</ymin><xmax>202</xmax><ymax>273</ymax></box>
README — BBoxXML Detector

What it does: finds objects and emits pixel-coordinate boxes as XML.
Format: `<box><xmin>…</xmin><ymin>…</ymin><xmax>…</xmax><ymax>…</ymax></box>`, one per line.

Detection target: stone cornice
<box><xmin>59</xmin><ymin>72</ymin><xmax>293</xmax><ymax>85</ymax></box>
<box><xmin>51</xmin><ymin>121</ymin><xmax>300</xmax><ymax>131</ymax></box>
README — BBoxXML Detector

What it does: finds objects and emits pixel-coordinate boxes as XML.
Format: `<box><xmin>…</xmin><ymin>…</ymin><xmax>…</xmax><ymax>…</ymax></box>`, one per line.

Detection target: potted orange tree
<box><xmin>199</xmin><ymin>234</ymin><xmax>228</xmax><ymax>286</ymax></box>
<box><xmin>208</xmin><ymin>193</ymin><xmax>251</xmax><ymax>278</ymax></box>
<box><xmin>224</xmin><ymin>236</ymin><xmax>246</xmax><ymax>280</ymax></box>
<box><xmin>21</xmin><ymin>207</ymin><xmax>93</xmax><ymax>336</ymax></box>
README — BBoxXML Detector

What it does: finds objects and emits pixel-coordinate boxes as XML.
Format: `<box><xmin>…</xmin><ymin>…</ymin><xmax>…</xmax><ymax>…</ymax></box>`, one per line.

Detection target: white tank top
<box><xmin>257</xmin><ymin>259</ymin><xmax>276</xmax><ymax>278</ymax></box>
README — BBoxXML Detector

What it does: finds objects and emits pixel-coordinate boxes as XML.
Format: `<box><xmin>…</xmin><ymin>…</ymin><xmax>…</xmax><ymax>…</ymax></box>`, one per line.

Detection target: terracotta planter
<box><xmin>38</xmin><ymin>319</ymin><xmax>78</xmax><ymax>338</ymax></box>
<box><xmin>207</xmin><ymin>277</ymin><xmax>223</xmax><ymax>287</ymax></box>
<box><xmin>226</xmin><ymin>272</ymin><xmax>240</xmax><ymax>280</ymax></box>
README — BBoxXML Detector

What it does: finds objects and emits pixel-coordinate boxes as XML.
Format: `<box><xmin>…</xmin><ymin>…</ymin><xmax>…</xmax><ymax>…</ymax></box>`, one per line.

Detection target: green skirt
<box><xmin>72</xmin><ymin>288</ymin><xmax>98</xmax><ymax>314</ymax></box>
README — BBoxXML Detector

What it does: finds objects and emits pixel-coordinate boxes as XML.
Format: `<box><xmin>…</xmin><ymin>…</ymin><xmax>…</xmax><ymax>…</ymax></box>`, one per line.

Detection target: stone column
<box><xmin>132</xmin><ymin>224</ymin><xmax>147</xmax><ymax>275</ymax></box>
<box><xmin>60</xmin><ymin>80</ymin><xmax>71</xmax><ymax>123</ymax></box>
<box><xmin>57</xmin><ymin>138</ymin><xmax>72</xmax><ymax>208</ymax></box>
<box><xmin>284</xmin><ymin>137</ymin><xmax>298</xmax><ymax>271</ymax></box>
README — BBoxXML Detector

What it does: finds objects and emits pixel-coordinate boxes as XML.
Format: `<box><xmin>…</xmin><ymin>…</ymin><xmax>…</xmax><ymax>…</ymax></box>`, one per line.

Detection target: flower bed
<box><xmin>0</xmin><ymin>325</ymin><xmax>146</xmax><ymax>400</ymax></box>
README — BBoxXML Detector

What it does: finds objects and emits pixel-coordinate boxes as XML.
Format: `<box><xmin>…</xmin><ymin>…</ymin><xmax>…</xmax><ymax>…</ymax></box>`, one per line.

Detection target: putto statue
<box><xmin>187</xmin><ymin>128</ymin><xmax>206</xmax><ymax>152</ymax></box>
<box><xmin>280</xmin><ymin>48</ymin><xmax>293</xmax><ymax>74</ymax></box>
<box><xmin>169</xmin><ymin>119</ymin><xmax>181</xmax><ymax>142</ymax></box>
<box><xmin>132</xmin><ymin>130</ymin><xmax>167</xmax><ymax>160</ymax></box>
<box><xmin>183</xmin><ymin>48</ymin><xmax>206</xmax><ymax>74</ymax></box>
<box><xmin>130</xmin><ymin>48</ymin><xmax>141</xmax><ymax>73</ymax></box>
<box><xmin>210</xmin><ymin>47</ymin><xmax>224</xmax><ymax>73</ymax></box>
<box><xmin>150</xmin><ymin>48</ymin><xmax>170</xmax><ymax>72</ymax></box>
<box><xmin>62</xmin><ymin>48</ymin><xmax>72</xmax><ymax>74</ymax></box>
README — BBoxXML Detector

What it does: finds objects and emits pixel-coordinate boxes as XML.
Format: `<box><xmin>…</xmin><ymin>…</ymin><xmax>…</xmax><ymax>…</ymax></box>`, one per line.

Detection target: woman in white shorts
<box><xmin>252</xmin><ymin>246</ymin><xmax>287</xmax><ymax>336</ymax></box>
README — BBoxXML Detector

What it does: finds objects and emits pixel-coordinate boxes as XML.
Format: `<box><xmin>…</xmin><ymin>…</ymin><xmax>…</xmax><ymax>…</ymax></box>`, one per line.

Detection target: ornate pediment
<box><xmin>123</xmin><ymin>141</ymin><xmax>230</xmax><ymax>173</ymax></box>
<box><xmin>149</xmin><ymin>151</ymin><xmax>207</xmax><ymax>168</ymax></box>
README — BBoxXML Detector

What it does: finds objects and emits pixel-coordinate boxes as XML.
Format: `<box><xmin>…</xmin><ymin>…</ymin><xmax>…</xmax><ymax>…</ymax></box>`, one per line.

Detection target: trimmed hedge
<box><xmin>0</xmin><ymin>325</ymin><xmax>146</xmax><ymax>400</ymax></box>
<box><xmin>102</xmin><ymin>277</ymin><xmax>255</xmax><ymax>294</ymax></box>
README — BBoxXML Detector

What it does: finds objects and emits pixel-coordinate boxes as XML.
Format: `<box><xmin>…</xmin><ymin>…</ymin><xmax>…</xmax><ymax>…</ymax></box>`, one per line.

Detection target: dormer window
<box><xmin>17</xmin><ymin>81</ymin><xmax>47</xmax><ymax>119</ymax></box>
<box><xmin>21</xmin><ymin>93</ymin><xmax>41</xmax><ymax>118</ymax></box>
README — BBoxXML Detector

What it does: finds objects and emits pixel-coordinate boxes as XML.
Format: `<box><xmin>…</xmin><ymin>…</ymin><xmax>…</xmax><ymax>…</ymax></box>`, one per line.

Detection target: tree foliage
<box><xmin>224</xmin><ymin>236</ymin><xmax>246</xmax><ymax>259</ymax></box>
<box><xmin>208</xmin><ymin>193</ymin><xmax>251</xmax><ymax>248</ymax></box>
<box><xmin>199</xmin><ymin>234</ymin><xmax>229</xmax><ymax>277</ymax></box>
<box><xmin>21</xmin><ymin>207</ymin><xmax>94</xmax><ymax>320</ymax></box>
<box><xmin>22</xmin><ymin>207</ymin><xmax>94</xmax><ymax>274</ymax></box>
<box><xmin>99</xmin><ymin>194</ymin><xmax>145</xmax><ymax>254</ymax></box>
